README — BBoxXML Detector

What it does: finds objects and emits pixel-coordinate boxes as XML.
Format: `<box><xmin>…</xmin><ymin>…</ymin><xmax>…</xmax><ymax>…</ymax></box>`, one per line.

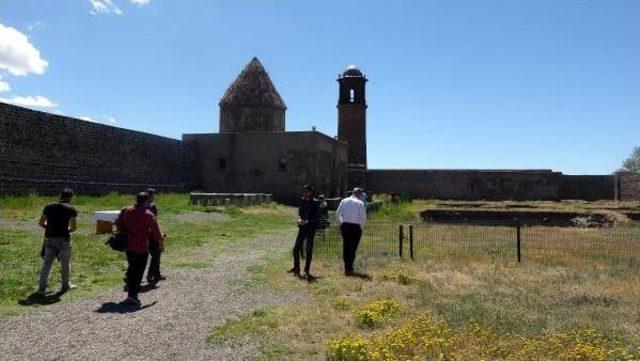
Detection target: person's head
<box><xmin>59</xmin><ymin>188</ymin><xmax>74</xmax><ymax>203</ymax></box>
<box><xmin>136</xmin><ymin>192</ymin><xmax>150</xmax><ymax>207</ymax></box>
<box><xmin>352</xmin><ymin>187</ymin><xmax>363</xmax><ymax>200</ymax></box>
<box><xmin>146</xmin><ymin>188</ymin><xmax>156</xmax><ymax>202</ymax></box>
<box><xmin>301</xmin><ymin>184</ymin><xmax>314</xmax><ymax>199</ymax></box>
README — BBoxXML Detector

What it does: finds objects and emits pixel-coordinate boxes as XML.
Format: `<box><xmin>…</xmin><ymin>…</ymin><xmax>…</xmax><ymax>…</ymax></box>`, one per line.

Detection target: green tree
<box><xmin>622</xmin><ymin>146</ymin><xmax>640</xmax><ymax>172</ymax></box>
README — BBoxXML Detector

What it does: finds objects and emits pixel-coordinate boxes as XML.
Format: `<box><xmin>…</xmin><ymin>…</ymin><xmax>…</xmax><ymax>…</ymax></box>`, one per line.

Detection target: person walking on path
<box><xmin>116</xmin><ymin>192</ymin><xmax>165</xmax><ymax>306</ymax></box>
<box><xmin>288</xmin><ymin>185</ymin><xmax>320</xmax><ymax>282</ymax></box>
<box><xmin>336</xmin><ymin>187</ymin><xmax>367</xmax><ymax>276</ymax></box>
<box><xmin>37</xmin><ymin>188</ymin><xmax>78</xmax><ymax>295</ymax></box>
<box><xmin>145</xmin><ymin>188</ymin><xmax>165</xmax><ymax>285</ymax></box>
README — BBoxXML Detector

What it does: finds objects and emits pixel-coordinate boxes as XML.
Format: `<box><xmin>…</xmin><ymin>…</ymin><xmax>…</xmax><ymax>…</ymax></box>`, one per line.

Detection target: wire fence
<box><xmin>314</xmin><ymin>221</ymin><xmax>640</xmax><ymax>266</ymax></box>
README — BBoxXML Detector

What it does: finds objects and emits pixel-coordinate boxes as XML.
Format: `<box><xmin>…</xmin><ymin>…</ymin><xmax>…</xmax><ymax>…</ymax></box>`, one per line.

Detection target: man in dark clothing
<box><xmin>116</xmin><ymin>192</ymin><xmax>164</xmax><ymax>306</ymax></box>
<box><xmin>145</xmin><ymin>188</ymin><xmax>165</xmax><ymax>285</ymax></box>
<box><xmin>37</xmin><ymin>188</ymin><xmax>78</xmax><ymax>295</ymax></box>
<box><xmin>288</xmin><ymin>184</ymin><xmax>319</xmax><ymax>282</ymax></box>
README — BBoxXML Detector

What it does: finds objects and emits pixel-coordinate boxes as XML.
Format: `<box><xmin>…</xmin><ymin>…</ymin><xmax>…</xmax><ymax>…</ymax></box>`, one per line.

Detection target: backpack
<box><xmin>106</xmin><ymin>231</ymin><xmax>127</xmax><ymax>252</ymax></box>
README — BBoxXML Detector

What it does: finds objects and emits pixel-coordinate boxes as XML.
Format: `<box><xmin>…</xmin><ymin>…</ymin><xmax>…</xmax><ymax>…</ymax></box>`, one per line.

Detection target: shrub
<box><xmin>327</xmin><ymin>335</ymin><xmax>369</xmax><ymax>361</ymax></box>
<box><xmin>396</xmin><ymin>271</ymin><xmax>414</xmax><ymax>285</ymax></box>
<box><xmin>353</xmin><ymin>299</ymin><xmax>399</xmax><ymax>328</ymax></box>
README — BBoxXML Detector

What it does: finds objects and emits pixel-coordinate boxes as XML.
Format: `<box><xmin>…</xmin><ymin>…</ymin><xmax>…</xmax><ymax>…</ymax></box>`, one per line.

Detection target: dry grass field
<box><xmin>209</xmin><ymin>199</ymin><xmax>640</xmax><ymax>360</ymax></box>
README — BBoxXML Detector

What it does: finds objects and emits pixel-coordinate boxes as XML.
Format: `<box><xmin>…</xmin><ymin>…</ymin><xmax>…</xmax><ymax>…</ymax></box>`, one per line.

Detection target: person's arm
<box><xmin>336</xmin><ymin>201</ymin><xmax>344</xmax><ymax>225</ymax></box>
<box><xmin>359</xmin><ymin>202</ymin><xmax>366</xmax><ymax>228</ymax></box>
<box><xmin>115</xmin><ymin>208</ymin><xmax>126</xmax><ymax>232</ymax></box>
<box><xmin>150</xmin><ymin>216</ymin><xmax>164</xmax><ymax>251</ymax></box>
<box><xmin>310</xmin><ymin>201</ymin><xmax>320</xmax><ymax>226</ymax></box>
<box><xmin>68</xmin><ymin>217</ymin><xmax>77</xmax><ymax>233</ymax></box>
<box><xmin>38</xmin><ymin>214</ymin><xmax>47</xmax><ymax>229</ymax></box>
<box><xmin>68</xmin><ymin>207</ymin><xmax>78</xmax><ymax>234</ymax></box>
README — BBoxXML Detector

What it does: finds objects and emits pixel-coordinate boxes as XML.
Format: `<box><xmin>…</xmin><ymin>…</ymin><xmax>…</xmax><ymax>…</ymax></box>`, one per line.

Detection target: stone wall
<box><xmin>0</xmin><ymin>102</ymin><xmax>196</xmax><ymax>195</ymax></box>
<box><xmin>219</xmin><ymin>106</ymin><xmax>285</xmax><ymax>133</ymax></box>
<box><xmin>367</xmin><ymin>169</ymin><xmax>631</xmax><ymax>201</ymax></box>
<box><xmin>560</xmin><ymin>175</ymin><xmax>614</xmax><ymax>201</ymax></box>
<box><xmin>367</xmin><ymin>169</ymin><xmax>563</xmax><ymax>201</ymax></box>
<box><xmin>183</xmin><ymin>131</ymin><xmax>348</xmax><ymax>204</ymax></box>
<box><xmin>616</xmin><ymin>171</ymin><xmax>640</xmax><ymax>201</ymax></box>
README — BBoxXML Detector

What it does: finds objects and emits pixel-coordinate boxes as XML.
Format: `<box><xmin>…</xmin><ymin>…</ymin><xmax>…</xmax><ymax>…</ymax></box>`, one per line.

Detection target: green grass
<box><xmin>0</xmin><ymin>192</ymin><xmax>295</xmax><ymax>316</ymax></box>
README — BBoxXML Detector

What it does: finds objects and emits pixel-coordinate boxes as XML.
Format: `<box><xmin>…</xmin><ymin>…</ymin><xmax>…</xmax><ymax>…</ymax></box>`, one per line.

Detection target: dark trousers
<box><xmin>293</xmin><ymin>226</ymin><xmax>316</xmax><ymax>274</ymax></box>
<box><xmin>147</xmin><ymin>241</ymin><xmax>161</xmax><ymax>281</ymax></box>
<box><xmin>126</xmin><ymin>251</ymin><xmax>149</xmax><ymax>299</ymax></box>
<box><xmin>341</xmin><ymin>223</ymin><xmax>362</xmax><ymax>274</ymax></box>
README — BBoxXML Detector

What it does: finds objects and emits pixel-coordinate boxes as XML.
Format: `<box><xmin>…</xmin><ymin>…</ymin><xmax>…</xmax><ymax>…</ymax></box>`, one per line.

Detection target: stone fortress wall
<box><xmin>1</xmin><ymin>101</ymin><xmax>637</xmax><ymax>202</ymax></box>
<box><xmin>0</xmin><ymin>102</ymin><xmax>196</xmax><ymax>195</ymax></box>
<box><xmin>367</xmin><ymin>170</ymin><xmax>639</xmax><ymax>201</ymax></box>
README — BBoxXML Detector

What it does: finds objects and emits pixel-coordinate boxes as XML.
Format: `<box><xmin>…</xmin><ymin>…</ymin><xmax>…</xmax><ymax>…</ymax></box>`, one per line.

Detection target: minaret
<box><xmin>337</xmin><ymin>65</ymin><xmax>367</xmax><ymax>188</ymax></box>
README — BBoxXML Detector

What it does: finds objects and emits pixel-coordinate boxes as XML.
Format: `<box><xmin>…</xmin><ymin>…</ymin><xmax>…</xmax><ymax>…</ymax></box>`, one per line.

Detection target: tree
<box><xmin>622</xmin><ymin>146</ymin><xmax>640</xmax><ymax>172</ymax></box>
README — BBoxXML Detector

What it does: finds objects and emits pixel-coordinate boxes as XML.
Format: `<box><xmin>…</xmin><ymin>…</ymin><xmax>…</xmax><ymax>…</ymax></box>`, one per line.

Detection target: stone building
<box><xmin>0</xmin><ymin>57</ymin><xmax>638</xmax><ymax>202</ymax></box>
<box><xmin>184</xmin><ymin>57</ymin><xmax>348</xmax><ymax>204</ymax></box>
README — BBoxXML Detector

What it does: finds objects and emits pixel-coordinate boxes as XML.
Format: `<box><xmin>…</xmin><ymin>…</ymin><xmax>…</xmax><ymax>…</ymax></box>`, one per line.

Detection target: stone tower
<box><xmin>337</xmin><ymin>65</ymin><xmax>367</xmax><ymax>188</ymax></box>
<box><xmin>219</xmin><ymin>57</ymin><xmax>286</xmax><ymax>133</ymax></box>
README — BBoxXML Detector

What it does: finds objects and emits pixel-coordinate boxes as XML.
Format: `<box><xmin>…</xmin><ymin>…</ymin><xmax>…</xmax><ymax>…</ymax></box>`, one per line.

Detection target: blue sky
<box><xmin>1</xmin><ymin>0</ymin><xmax>638</xmax><ymax>174</ymax></box>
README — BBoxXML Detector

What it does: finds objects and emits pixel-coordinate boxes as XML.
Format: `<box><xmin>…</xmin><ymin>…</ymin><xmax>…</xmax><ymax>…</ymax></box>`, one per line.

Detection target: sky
<box><xmin>0</xmin><ymin>0</ymin><xmax>638</xmax><ymax>174</ymax></box>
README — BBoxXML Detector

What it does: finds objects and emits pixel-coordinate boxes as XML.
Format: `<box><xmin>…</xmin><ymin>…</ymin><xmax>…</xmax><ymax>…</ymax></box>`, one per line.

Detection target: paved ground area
<box><xmin>0</xmin><ymin>230</ymin><xmax>299</xmax><ymax>361</ymax></box>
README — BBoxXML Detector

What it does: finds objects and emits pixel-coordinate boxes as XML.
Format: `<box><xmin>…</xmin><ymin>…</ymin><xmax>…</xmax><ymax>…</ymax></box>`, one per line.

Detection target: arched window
<box><xmin>349</xmin><ymin>88</ymin><xmax>355</xmax><ymax>103</ymax></box>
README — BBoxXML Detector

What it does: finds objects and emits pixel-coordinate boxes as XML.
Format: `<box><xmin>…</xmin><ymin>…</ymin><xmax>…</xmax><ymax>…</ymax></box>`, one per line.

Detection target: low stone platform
<box><xmin>189</xmin><ymin>192</ymin><xmax>272</xmax><ymax>207</ymax></box>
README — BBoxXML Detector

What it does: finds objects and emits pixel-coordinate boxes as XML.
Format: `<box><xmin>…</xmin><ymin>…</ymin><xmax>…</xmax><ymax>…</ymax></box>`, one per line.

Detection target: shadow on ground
<box><xmin>18</xmin><ymin>290</ymin><xmax>67</xmax><ymax>306</ymax></box>
<box><xmin>95</xmin><ymin>301</ymin><xmax>158</xmax><ymax>314</ymax></box>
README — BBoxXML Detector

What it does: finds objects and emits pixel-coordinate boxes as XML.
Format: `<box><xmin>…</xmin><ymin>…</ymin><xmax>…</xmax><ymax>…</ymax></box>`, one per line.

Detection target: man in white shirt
<box><xmin>335</xmin><ymin>187</ymin><xmax>367</xmax><ymax>276</ymax></box>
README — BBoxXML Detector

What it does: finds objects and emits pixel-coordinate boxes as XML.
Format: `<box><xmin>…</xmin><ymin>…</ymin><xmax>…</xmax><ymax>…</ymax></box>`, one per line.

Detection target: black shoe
<box><xmin>156</xmin><ymin>274</ymin><xmax>167</xmax><ymax>281</ymax></box>
<box><xmin>124</xmin><ymin>296</ymin><xmax>141</xmax><ymax>307</ymax></box>
<box><xmin>287</xmin><ymin>268</ymin><xmax>300</xmax><ymax>276</ymax></box>
<box><xmin>345</xmin><ymin>270</ymin><xmax>354</xmax><ymax>277</ymax></box>
<box><xmin>304</xmin><ymin>273</ymin><xmax>317</xmax><ymax>283</ymax></box>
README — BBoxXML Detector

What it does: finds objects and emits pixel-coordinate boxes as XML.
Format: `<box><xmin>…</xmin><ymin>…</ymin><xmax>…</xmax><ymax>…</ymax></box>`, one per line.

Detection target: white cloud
<box><xmin>79</xmin><ymin>116</ymin><xmax>94</xmax><ymax>122</ymax></box>
<box><xmin>0</xmin><ymin>80</ymin><xmax>9</xmax><ymax>92</ymax></box>
<box><xmin>0</xmin><ymin>95</ymin><xmax>57</xmax><ymax>108</ymax></box>
<box><xmin>105</xmin><ymin>115</ymin><xmax>117</xmax><ymax>124</ymax></box>
<box><xmin>0</xmin><ymin>22</ymin><xmax>49</xmax><ymax>76</ymax></box>
<box><xmin>89</xmin><ymin>0</ymin><xmax>123</xmax><ymax>15</ymax></box>
<box><xmin>130</xmin><ymin>0</ymin><xmax>151</xmax><ymax>5</ymax></box>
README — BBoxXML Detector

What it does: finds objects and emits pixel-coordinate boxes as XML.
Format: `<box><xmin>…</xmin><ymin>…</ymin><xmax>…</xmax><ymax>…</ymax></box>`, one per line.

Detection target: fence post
<box><xmin>399</xmin><ymin>224</ymin><xmax>404</xmax><ymax>258</ymax></box>
<box><xmin>516</xmin><ymin>223</ymin><xmax>522</xmax><ymax>263</ymax></box>
<box><xmin>409</xmin><ymin>224</ymin><xmax>414</xmax><ymax>260</ymax></box>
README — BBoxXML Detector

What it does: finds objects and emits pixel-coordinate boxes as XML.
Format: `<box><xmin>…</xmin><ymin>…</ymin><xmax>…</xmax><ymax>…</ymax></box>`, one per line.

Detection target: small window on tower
<box><xmin>349</xmin><ymin>89</ymin><xmax>355</xmax><ymax>103</ymax></box>
<box><xmin>218</xmin><ymin>158</ymin><xmax>226</xmax><ymax>170</ymax></box>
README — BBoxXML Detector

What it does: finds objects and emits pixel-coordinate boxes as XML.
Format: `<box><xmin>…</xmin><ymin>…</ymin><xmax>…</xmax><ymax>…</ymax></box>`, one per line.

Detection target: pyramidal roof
<box><xmin>219</xmin><ymin>57</ymin><xmax>286</xmax><ymax>109</ymax></box>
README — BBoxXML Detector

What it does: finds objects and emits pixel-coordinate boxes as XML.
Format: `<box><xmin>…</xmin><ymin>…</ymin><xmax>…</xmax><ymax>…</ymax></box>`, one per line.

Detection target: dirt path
<box><xmin>0</xmin><ymin>229</ymin><xmax>299</xmax><ymax>361</ymax></box>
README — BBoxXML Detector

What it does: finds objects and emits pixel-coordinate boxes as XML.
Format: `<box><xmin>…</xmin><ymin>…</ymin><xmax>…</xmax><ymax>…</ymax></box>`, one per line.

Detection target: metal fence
<box><xmin>314</xmin><ymin>221</ymin><xmax>640</xmax><ymax>265</ymax></box>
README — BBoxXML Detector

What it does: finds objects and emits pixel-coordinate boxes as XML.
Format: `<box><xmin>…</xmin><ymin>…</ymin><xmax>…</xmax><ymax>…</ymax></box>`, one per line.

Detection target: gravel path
<box><xmin>0</xmin><ymin>229</ymin><xmax>300</xmax><ymax>361</ymax></box>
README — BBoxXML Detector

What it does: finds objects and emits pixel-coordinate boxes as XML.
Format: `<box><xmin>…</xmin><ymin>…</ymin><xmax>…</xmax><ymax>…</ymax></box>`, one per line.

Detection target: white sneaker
<box><xmin>60</xmin><ymin>283</ymin><xmax>77</xmax><ymax>292</ymax></box>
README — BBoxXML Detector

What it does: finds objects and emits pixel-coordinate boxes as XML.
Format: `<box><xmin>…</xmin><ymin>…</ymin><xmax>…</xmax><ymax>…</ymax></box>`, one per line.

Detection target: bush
<box><xmin>327</xmin><ymin>335</ymin><xmax>369</xmax><ymax>361</ymax></box>
<box><xmin>353</xmin><ymin>299</ymin><xmax>399</xmax><ymax>328</ymax></box>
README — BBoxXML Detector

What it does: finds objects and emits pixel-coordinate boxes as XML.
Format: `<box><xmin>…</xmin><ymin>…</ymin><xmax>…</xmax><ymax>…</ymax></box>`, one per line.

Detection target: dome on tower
<box><xmin>342</xmin><ymin>65</ymin><xmax>363</xmax><ymax>77</ymax></box>
<box><xmin>219</xmin><ymin>57</ymin><xmax>286</xmax><ymax>109</ymax></box>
